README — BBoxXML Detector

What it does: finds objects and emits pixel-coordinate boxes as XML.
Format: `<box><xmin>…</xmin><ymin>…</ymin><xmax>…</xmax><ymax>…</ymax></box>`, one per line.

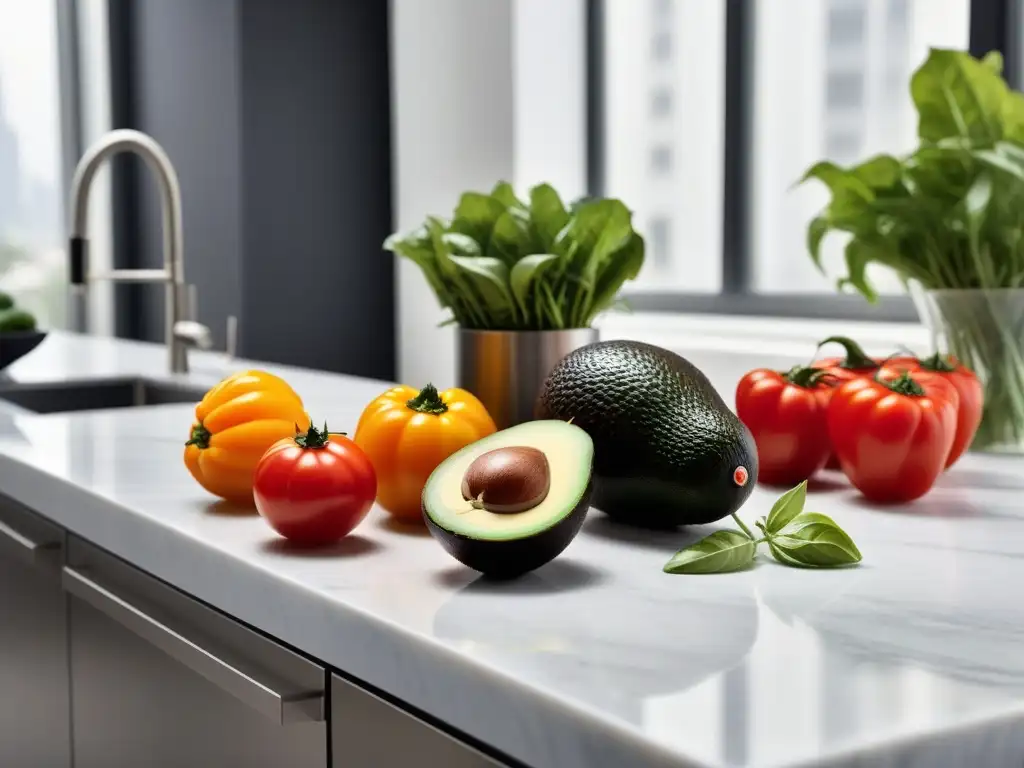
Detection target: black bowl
<box><xmin>0</xmin><ymin>330</ymin><xmax>47</xmax><ymax>371</ymax></box>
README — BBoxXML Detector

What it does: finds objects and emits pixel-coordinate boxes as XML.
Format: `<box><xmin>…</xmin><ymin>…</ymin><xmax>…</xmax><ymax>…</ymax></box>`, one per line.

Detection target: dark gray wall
<box><xmin>238</xmin><ymin>0</ymin><xmax>394</xmax><ymax>376</ymax></box>
<box><xmin>129</xmin><ymin>0</ymin><xmax>243</xmax><ymax>352</ymax></box>
<box><xmin>112</xmin><ymin>0</ymin><xmax>394</xmax><ymax>379</ymax></box>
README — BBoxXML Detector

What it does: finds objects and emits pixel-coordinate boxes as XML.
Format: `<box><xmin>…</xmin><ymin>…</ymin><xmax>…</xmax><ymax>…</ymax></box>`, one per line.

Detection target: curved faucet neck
<box><xmin>70</xmin><ymin>128</ymin><xmax>184</xmax><ymax>277</ymax></box>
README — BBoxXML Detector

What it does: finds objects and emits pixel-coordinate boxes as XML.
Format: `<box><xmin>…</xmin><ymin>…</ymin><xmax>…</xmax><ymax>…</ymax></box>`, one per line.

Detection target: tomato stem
<box><xmin>783</xmin><ymin>365</ymin><xmax>834</xmax><ymax>389</ymax></box>
<box><xmin>406</xmin><ymin>383</ymin><xmax>449</xmax><ymax>415</ymax></box>
<box><xmin>294</xmin><ymin>422</ymin><xmax>345</xmax><ymax>449</ymax></box>
<box><xmin>185</xmin><ymin>423</ymin><xmax>211</xmax><ymax>449</ymax></box>
<box><xmin>878</xmin><ymin>370</ymin><xmax>926</xmax><ymax>397</ymax></box>
<box><xmin>817</xmin><ymin>335</ymin><xmax>878</xmax><ymax>371</ymax></box>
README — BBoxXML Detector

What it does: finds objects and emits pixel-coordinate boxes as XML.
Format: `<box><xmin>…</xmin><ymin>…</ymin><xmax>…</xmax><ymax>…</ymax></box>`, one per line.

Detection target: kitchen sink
<box><xmin>0</xmin><ymin>377</ymin><xmax>208</xmax><ymax>414</ymax></box>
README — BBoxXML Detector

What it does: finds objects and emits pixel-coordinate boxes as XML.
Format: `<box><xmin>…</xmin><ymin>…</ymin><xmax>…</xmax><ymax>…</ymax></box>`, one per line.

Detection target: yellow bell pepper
<box><xmin>184</xmin><ymin>370</ymin><xmax>310</xmax><ymax>505</ymax></box>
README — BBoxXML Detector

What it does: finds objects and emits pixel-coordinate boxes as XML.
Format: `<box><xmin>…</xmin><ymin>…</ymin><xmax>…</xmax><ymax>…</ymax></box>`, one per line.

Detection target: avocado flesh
<box><xmin>423</xmin><ymin>420</ymin><xmax>593</xmax><ymax>541</ymax></box>
<box><xmin>535</xmin><ymin>340</ymin><xmax>758</xmax><ymax>527</ymax></box>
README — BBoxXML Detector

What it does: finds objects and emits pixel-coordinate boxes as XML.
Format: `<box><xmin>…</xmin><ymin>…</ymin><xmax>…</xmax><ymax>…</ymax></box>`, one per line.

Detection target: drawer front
<box><xmin>331</xmin><ymin>674</ymin><xmax>505</xmax><ymax>767</ymax></box>
<box><xmin>65</xmin><ymin>536</ymin><xmax>327</xmax><ymax>724</ymax></box>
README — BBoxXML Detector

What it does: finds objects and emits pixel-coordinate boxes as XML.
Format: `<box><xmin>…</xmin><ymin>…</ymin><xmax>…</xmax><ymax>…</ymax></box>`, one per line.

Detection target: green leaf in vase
<box><xmin>764</xmin><ymin>480</ymin><xmax>807</xmax><ymax>534</ymax></box>
<box><xmin>768</xmin><ymin>512</ymin><xmax>863</xmax><ymax>568</ymax></box>
<box><xmin>663</xmin><ymin>530</ymin><xmax>757</xmax><ymax>575</ymax></box>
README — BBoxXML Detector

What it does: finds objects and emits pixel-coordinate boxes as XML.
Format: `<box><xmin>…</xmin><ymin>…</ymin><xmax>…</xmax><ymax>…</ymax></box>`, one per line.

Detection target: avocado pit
<box><xmin>461</xmin><ymin>446</ymin><xmax>550</xmax><ymax>514</ymax></box>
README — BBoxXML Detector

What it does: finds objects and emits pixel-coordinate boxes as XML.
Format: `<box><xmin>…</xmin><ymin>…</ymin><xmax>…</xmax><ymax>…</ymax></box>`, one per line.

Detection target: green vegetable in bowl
<box><xmin>0</xmin><ymin>291</ymin><xmax>13</xmax><ymax>311</ymax></box>
<box><xmin>0</xmin><ymin>309</ymin><xmax>37</xmax><ymax>333</ymax></box>
<box><xmin>384</xmin><ymin>181</ymin><xmax>645</xmax><ymax>330</ymax></box>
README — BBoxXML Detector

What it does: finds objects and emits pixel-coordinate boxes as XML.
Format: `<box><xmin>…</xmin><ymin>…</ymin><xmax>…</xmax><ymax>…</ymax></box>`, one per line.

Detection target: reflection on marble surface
<box><xmin>1</xmin><ymin>333</ymin><xmax>1024</xmax><ymax>767</ymax></box>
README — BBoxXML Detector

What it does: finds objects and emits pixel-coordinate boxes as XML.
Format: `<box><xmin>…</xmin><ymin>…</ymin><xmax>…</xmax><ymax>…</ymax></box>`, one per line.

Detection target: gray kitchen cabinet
<box><xmin>331</xmin><ymin>673</ymin><xmax>504</xmax><ymax>767</ymax></box>
<box><xmin>65</xmin><ymin>536</ymin><xmax>328</xmax><ymax>768</ymax></box>
<box><xmin>0</xmin><ymin>495</ymin><xmax>71</xmax><ymax>768</ymax></box>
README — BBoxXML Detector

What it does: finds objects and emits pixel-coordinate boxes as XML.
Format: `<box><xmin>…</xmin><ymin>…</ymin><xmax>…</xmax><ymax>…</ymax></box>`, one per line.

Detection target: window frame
<box><xmin>586</xmin><ymin>0</ymin><xmax>1023</xmax><ymax>322</ymax></box>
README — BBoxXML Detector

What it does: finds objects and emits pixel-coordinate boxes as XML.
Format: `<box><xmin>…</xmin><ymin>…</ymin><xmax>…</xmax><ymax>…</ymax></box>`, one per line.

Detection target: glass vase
<box><xmin>917</xmin><ymin>289</ymin><xmax>1024</xmax><ymax>454</ymax></box>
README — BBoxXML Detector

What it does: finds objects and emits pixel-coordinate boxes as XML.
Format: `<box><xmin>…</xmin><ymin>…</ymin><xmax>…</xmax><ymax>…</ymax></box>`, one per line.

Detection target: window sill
<box><xmin>595</xmin><ymin>310</ymin><xmax>932</xmax><ymax>362</ymax></box>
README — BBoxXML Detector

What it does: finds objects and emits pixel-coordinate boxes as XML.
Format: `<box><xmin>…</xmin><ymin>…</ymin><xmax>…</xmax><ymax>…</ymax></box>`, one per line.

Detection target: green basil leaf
<box><xmin>663</xmin><ymin>530</ymin><xmax>757</xmax><ymax>575</ymax></box>
<box><xmin>770</xmin><ymin>512</ymin><xmax>863</xmax><ymax>568</ymax></box>
<box><xmin>529</xmin><ymin>184</ymin><xmax>570</xmax><ymax>251</ymax></box>
<box><xmin>911</xmin><ymin>48</ymin><xmax>1006</xmax><ymax>144</ymax></box>
<box><xmin>764</xmin><ymin>481</ymin><xmax>807</xmax><ymax>534</ymax></box>
<box><xmin>806</xmin><ymin>216</ymin><xmax>830</xmax><ymax>274</ymax></box>
<box><xmin>837</xmin><ymin>239</ymin><xmax>880</xmax><ymax>303</ymax></box>
<box><xmin>510</xmin><ymin>253</ymin><xmax>559</xmax><ymax>320</ymax></box>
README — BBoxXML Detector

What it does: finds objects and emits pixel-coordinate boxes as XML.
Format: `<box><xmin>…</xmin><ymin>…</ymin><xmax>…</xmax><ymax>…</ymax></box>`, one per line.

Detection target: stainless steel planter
<box><xmin>457</xmin><ymin>328</ymin><xmax>599</xmax><ymax>429</ymax></box>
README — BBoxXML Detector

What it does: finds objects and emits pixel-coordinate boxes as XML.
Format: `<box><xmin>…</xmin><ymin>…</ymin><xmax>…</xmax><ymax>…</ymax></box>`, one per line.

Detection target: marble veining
<box><xmin>0</xmin><ymin>332</ymin><xmax>1023</xmax><ymax>767</ymax></box>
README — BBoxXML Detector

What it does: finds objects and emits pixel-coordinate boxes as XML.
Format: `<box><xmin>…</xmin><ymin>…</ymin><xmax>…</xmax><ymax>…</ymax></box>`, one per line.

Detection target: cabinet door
<box><xmin>65</xmin><ymin>537</ymin><xmax>327</xmax><ymax>768</ymax></box>
<box><xmin>0</xmin><ymin>495</ymin><xmax>70</xmax><ymax>768</ymax></box>
<box><xmin>331</xmin><ymin>674</ymin><xmax>505</xmax><ymax>767</ymax></box>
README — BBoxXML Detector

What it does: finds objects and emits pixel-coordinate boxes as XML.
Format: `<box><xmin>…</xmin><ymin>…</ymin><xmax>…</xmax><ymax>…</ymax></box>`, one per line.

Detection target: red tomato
<box><xmin>253</xmin><ymin>423</ymin><xmax>377</xmax><ymax>545</ymax></box>
<box><xmin>885</xmin><ymin>353</ymin><xmax>983</xmax><ymax>468</ymax></box>
<box><xmin>735</xmin><ymin>366</ymin><xmax>833</xmax><ymax>486</ymax></box>
<box><xmin>827</xmin><ymin>369</ymin><xmax>958</xmax><ymax>503</ymax></box>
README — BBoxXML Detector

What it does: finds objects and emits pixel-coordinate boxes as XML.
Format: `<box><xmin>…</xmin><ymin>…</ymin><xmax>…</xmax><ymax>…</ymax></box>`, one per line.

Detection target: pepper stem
<box><xmin>294</xmin><ymin>422</ymin><xmax>344</xmax><ymax>449</ymax></box>
<box><xmin>406</xmin><ymin>383</ymin><xmax>449</xmax><ymax>415</ymax></box>
<box><xmin>878</xmin><ymin>370</ymin><xmax>926</xmax><ymax>397</ymax></box>
<box><xmin>185</xmin><ymin>423</ymin><xmax>211</xmax><ymax>449</ymax></box>
<box><xmin>783</xmin><ymin>365</ymin><xmax>833</xmax><ymax>389</ymax></box>
<box><xmin>817</xmin><ymin>335</ymin><xmax>878</xmax><ymax>371</ymax></box>
<box><xmin>918</xmin><ymin>351</ymin><xmax>957</xmax><ymax>373</ymax></box>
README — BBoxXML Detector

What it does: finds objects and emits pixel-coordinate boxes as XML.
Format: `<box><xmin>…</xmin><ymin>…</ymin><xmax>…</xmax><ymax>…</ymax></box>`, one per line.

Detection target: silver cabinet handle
<box><xmin>62</xmin><ymin>566</ymin><xmax>324</xmax><ymax>725</ymax></box>
<box><xmin>0</xmin><ymin>518</ymin><xmax>59</xmax><ymax>568</ymax></box>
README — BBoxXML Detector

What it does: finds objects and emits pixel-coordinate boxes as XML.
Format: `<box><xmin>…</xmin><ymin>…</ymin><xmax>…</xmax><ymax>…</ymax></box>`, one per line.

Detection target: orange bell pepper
<box><xmin>184</xmin><ymin>370</ymin><xmax>310</xmax><ymax>505</ymax></box>
<box><xmin>354</xmin><ymin>383</ymin><xmax>497</xmax><ymax>523</ymax></box>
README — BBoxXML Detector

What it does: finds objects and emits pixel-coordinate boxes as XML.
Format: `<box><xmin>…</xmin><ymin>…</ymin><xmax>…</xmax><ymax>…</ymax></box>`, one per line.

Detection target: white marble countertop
<box><xmin>1</xmin><ymin>331</ymin><xmax>1023</xmax><ymax>768</ymax></box>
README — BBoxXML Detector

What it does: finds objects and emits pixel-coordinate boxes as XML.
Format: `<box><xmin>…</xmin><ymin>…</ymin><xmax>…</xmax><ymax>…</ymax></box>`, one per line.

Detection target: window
<box><xmin>650</xmin><ymin>144</ymin><xmax>673</xmax><ymax>174</ymax></box>
<box><xmin>649</xmin><ymin>217</ymin><xmax>672</xmax><ymax>270</ymax></box>
<box><xmin>651</xmin><ymin>86</ymin><xmax>673</xmax><ymax>118</ymax></box>
<box><xmin>751</xmin><ymin>0</ymin><xmax>970</xmax><ymax>295</ymax></box>
<box><xmin>0</xmin><ymin>0</ymin><xmax>66</xmax><ymax>328</ymax></box>
<box><xmin>597</xmin><ymin>0</ymin><xmax>972</xmax><ymax>313</ymax></box>
<box><xmin>825</xmin><ymin>71</ymin><xmax>865</xmax><ymax>109</ymax></box>
<box><xmin>601</xmin><ymin>0</ymin><xmax>725</xmax><ymax>292</ymax></box>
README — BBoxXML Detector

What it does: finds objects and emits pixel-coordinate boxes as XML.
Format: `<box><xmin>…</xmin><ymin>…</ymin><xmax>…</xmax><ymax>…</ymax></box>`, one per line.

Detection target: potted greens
<box><xmin>802</xmin><ymin>48</ymin><xmax>1024</xmax><ymax>453</ymax></box>
<box><xmin>385</xmin><ymin>182</ymin><xmax>644</xmax><ymax>428</ymax></box>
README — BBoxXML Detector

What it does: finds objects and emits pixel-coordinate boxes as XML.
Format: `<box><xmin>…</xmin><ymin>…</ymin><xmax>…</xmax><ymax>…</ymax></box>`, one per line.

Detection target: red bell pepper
<box><xmin>735</xmin><ymin>366</ymin><xmax>833</xmax><ymax>486</ymax></box>
<box><xmin>885</xmin><ymin>353</ymin><xmax>983</xmax><ymax>468</ymax></box>
<box><xmin>813</xmin><ymin>336</ymin><xmax>882</xmax><ymax>469</ymax></box>
<box><xmin>828</xmin><ymin>368</ymin><xmax>959</xmax><ymax>503</ymax></box>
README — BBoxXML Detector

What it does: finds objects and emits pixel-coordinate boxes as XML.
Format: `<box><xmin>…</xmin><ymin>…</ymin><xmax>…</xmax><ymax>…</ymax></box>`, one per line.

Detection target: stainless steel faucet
<box><xmin>68</xmin><ymin>129</ymin><xmax>212</xmax><ymax>374</ymax></box>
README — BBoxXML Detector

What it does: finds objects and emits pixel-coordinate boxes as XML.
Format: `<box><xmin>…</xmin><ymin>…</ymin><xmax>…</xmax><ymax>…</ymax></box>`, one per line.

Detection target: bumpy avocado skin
<box><xmin>423</xmin><ymin>482</ymin><xmax>593</xmax><ymax>579</ymax></box>
<box><xmin>535</xmin><ymin>340</ymin><xmax>757</xmax><ymax>527</ymax></box>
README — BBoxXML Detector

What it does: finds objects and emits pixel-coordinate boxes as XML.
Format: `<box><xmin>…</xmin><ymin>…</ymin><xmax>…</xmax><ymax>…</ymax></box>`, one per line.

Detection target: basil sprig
<box><xmin>663</xmin><ymin>481</ymin><xmax>862</xmax><ymax>575</ymax></box>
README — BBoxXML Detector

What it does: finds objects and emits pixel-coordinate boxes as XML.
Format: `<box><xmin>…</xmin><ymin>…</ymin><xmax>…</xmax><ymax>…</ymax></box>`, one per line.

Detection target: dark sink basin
<box><xmin>0</xmin><ymin>377</ymin><xmax>207</xmax><ymax>414</ymax></box>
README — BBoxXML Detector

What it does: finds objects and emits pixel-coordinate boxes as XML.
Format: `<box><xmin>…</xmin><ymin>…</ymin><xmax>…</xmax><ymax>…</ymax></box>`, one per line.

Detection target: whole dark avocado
<box><xmin>535</xmin><ymin>340</ymin><xmax>757</xmax><ymax>527</ymax></box>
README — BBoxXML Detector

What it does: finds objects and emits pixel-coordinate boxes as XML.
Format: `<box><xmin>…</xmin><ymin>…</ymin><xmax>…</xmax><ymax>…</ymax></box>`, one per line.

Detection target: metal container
<box><xmin>457</xmin><ymin>328</ymin><xmax>599</xmax><ymax>429</ymax></box>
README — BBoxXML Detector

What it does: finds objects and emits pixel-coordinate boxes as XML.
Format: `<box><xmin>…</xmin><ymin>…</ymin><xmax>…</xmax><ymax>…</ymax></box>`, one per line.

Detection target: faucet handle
<box><xmin>187</xmin><ymin>283</ymin><xmax>199</xmax><ymax>321</ymax></box>
<box><xmin>226</xmin><ymin>315</ymin><xmax>238</xmax><ymax>360</ymax></box>
<box><xmin>173</xmin><ymin>320</ymin><xmax>213</xmax><ymax>351</ymax></box>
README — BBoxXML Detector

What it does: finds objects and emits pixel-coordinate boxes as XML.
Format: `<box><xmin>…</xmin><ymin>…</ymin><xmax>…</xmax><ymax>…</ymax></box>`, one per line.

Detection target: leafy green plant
<box><xmin>384</xmin><ymin>181</ymin><xmax>645</xmax><ymax>330</ymax></box>
<box><xmin>663</xmin><ymin>481</ymin><xmax>862</xmax><ymax>574</ymax></box>
<box><xmin>802</xmin><ymin>48</ymin><xmax>1024</xmax><ymax>452</ymax></box>
<box><xmin>802</xmin><ymin>49</ymin><xmax>1024</xmax><ymax>297</ymax></box>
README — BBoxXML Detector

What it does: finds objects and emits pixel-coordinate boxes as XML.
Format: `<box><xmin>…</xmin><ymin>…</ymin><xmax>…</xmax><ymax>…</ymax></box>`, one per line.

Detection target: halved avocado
<box><xmin>422</xmin><ymin>420</ymin><xmax>594</xmax><ymax>579</ymax></box>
